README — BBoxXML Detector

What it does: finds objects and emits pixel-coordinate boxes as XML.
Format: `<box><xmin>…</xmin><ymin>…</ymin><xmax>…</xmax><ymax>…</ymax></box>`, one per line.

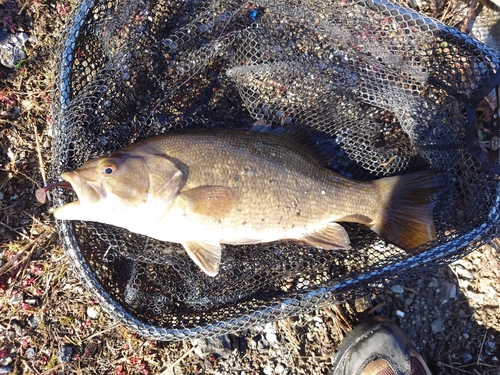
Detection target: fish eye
<box><xmin>101</xmin><ymin>164</ymin><xmax>117</xmax><ymax>175</ymax></box>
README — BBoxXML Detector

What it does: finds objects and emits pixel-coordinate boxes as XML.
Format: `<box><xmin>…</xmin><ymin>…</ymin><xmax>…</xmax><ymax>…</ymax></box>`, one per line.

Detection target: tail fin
<box><xmin>372</xmin><ymin>171</ymin><xmax>444</xmax><ymax>252</ymax></box>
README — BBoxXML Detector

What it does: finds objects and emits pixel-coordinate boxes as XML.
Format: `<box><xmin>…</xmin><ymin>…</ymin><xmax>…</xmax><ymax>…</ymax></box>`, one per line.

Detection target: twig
<box><xmin>366</xmin><ymin>301</ymin><xmax>385</xmax><ymax>316</ymax></box>
<box><xmin>440</xmin><ymin>362</ymin><xmax>475</xmax><ymax>374</ymax></box>
<box><xmin>83</xmin><ymin>322</ymin><xmax>120</xmax><ymax>341</ymax></box>
<box><xmin>0</xmin><ymin>221</ymin><xmax>30</xmax><ymax>240</ymax></box>
<box><xmin>476</xmin><ymin>329</ymin><xmax>488</xmax><ymax>366</ymax></box>
<box><xmin>160</xmin><ymin>345</ymin><xmax>196</xmax><ymax>375</ymax></box>
<box><xmin>42</xmin><ymin>362</ymin><xmax>66</xmax><ymax>374</ymax></box>
<box><xmin>0</xmin><ymin>236</ymin><xmax>43</xmax><ymax>276</ymax></box>
<box><xmin>34</xmin><ymin>125</ymin><xmax>50</xmax><ymax>201</ymax></box>
<box><xmin>461</xmin><ymin>0</ymin><xmax>479</xmax><ymax>33</ymax></box>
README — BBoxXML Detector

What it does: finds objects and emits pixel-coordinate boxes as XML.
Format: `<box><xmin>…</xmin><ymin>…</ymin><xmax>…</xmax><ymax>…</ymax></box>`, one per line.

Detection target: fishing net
<box><xmin>49</xmin><ymin>0</ymin><xmax>500</xmax><ymax>340</ymax></box>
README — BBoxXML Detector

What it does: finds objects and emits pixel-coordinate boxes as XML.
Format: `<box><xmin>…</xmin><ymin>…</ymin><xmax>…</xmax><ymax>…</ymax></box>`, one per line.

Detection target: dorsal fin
<box><xmin>268</xmin><ymin>126</ymin><xmax>330</xmax><ymax>167</ymax></box>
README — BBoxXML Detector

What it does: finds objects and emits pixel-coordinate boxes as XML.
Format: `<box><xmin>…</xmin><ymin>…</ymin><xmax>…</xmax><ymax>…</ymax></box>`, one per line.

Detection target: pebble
<box><xmin>448</xmin><ymin>284</ymin><xmax>456</xmax><ymax>299</ymax></box>
<box><xmin>10</xmin><ymin>293</ymin><xmax>23</xmax><ymax>304</ymax></box>
<box><xmin>463</xmin><ymin>353</ymin><xmax>473</xmax><ymax>363</ymax></box>
<box><xmin>454</xmin><ymin>265</ymin><xmax>474</xmax><ymax>280</ymax></box>
<box><xmin>0</xmin><ymin>31</ymin><xmax>28</xmax><ymax>68</ymax></box>
<box><xmin>263</xmin><ymin>364</ymin><xmax>273</xmax><ymax>375</ymax></box>
<box><xmin>265</xmin><ymin>331</ymin><xmax>278</xmax><ymax>344</ymax></box>
<box><xmin>430</xmin><ymin>319</ymin><xmax>445</xmax><ymax>333</ymax></box>
<box><xmin>487</xmin><ymin>286</ymin><xmax>497</xmax><ymax>299</ymax></box>
<box><xmin>466</xmin><ymin>291</ymin><xmax>485</xmax><ymax>305</ymax></box>
<box><xmin>458</xmin><ymin>279</ymin><xmax>469</xmax><ymax>289</ymax></box>
<box><xmin>354</xmin><ymin>296</ymin><xmax>372</xmax><ymax>312</ymax></box>
<box><xmin>275</xmin><ymin>364</ymin><xmax>285</xmax><ymax>374</ymax></box>
<box><xmin>86</xmin><ymin>305</ymin><xmax>101</xmax><ymax>319</ymax></box>
<box><xmin>390</xmin><ymin>285</ymin><xmax>404</xmax><ymax>294</ymax></box>
<box><xmin>0</xmin><ymin>351</ymin><xmax>12</xmax><ymax>367</ymax></box>
<box><xmin>57</xmin><ymin>345</ymin><xmax>73</xmax><ymax>363</ymax></box>
<box><xmin>26</xmin><ymin>348</ymin><xmax>36</xmax><ymax>359</ymax></box>
<box><xmin>428</xmin><ymin>278</ymin><xmax>438</xmax><ymax>288</ymax></box>
<box><xmin>263</xmin><ymin>323</ymin><xmax>278</xmax><ymax>344</ymax></box>
<box><xmin>192</xmin><ymin>335</ymin><xmax>232</xmax><ymax>359</ymax></box>
<box><xmin>396</xmin><ymin>310</ymin><xmax>405</xmax><ymax>318</ymax></box>
<box><xmin>27</xmin><ymin>315</ymin><xmax>41</xmax><ymax>329</ymax></box>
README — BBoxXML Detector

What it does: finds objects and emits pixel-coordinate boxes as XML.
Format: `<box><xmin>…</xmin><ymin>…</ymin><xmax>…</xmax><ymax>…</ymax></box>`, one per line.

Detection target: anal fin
<box><xmin>300</xmin><ymin>222</ymin><xmax>351</xmax><ymax>250</ymax></box>
<box><xmin>183</xmin><ymin>241</ymin><xmax>222</xmax><ymax>276</ymax></box>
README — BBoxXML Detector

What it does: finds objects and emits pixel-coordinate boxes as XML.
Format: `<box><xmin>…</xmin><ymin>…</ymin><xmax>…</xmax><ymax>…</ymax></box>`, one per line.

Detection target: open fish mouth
<box><xmin>36</xmin><ymin>171</ymin><xmax>102</xmax><ymax>206</ymax></box>
<box><xmin>36</xmin><ymin>181</ymin><xmax>73</xmax><ymax>204</ymax></box>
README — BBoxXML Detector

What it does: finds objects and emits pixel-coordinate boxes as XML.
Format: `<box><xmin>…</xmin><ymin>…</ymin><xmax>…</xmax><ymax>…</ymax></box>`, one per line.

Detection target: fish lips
<box><xmin>53</xmin><ymin>171</ymin><xmax>103</xmax><ymax>220</ymax></box>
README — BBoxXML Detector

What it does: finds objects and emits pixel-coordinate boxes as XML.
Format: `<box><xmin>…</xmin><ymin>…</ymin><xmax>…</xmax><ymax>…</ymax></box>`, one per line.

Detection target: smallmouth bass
<box><xmin>42</xmin><ymin>128</ymin><xmax>443</xmax><ymax>276</ymax></box>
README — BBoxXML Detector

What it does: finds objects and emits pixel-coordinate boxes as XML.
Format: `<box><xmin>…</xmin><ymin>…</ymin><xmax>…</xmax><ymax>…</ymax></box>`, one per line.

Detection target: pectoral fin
<box><xmin>300</xmin><ymin>222</ymin><xmax>351</xmax><ymax>250</ymax></box>
<box><xmin>183</xmin><ymin>241</ymin><xmax>222</xmax><ymax>276</ymax></box>
<box><xmin>179</xmin><ymin>186</ymin><xmax>237</xmax><ymax>218</ymax></box>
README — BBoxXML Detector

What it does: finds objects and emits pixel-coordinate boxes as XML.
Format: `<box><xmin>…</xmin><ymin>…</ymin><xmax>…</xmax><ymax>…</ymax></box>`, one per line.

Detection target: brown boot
<box><xmin>331</xmin><ymin>316</ymin><xmax>432</xmax><ymax>375</ymax></box>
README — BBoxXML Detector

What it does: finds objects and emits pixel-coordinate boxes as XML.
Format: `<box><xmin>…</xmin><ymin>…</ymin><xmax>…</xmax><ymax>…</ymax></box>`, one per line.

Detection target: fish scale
<box><xmin>142</xmin><ymin>129</ymin><xmax>372</xmax><ymax>232</ymax></box>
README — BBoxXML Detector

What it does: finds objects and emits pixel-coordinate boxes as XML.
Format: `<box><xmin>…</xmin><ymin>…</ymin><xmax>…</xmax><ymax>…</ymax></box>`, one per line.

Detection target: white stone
<box><xmin>86</xmin><ymin>305</ymin><xmax>101</xmax><ymax>319</ymax></box>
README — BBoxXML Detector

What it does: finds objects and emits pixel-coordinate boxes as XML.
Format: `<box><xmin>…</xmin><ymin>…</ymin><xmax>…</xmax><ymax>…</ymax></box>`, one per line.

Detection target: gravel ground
<box><xmin>1</xmin><ymin>0</ymin><xmax>500</xmax><ymax>374</ymax></box>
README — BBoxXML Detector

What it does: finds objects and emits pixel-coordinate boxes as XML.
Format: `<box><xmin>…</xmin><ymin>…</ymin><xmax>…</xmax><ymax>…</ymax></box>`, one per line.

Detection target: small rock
<box><xmin>86</xmin><ymin>305</ymin><xmax>100</xmax><ymax>319</ymax></box>
<box><xmin>463</xmin><ymin>333</ymin><xmax>469</xmax><ymax>339</ymax></box>
<box><xmin>428</xmin><ymin>278</ymin><xmax>438</xmax><ymax>288</ymax></box>
<box><xmin>265</xmin><ymin>331</ymin><xmax>278</xmax><ymax>344</ymax></box>
<box><xmin>26</xmin><ymin>348</ymin><xmax>36</xmax><ymax>359</ymax></box>
<box><xmin>449</xmin><ymin>284</ymin><xmax>456</xmax><ymax>299</ymax></box>
<box><xmin>479</xmin><ymin>279</ymin><xmax>491</xmax><ymax>294</ymax></box>
<box><xmin>10</xmin><ymin>293</ymin><xmax>23</xmax><ymax>304</ymax></box>
<box><xmin>430</xmin><ymin>319</ymin><xmax>445</xmax><ymax>333</ymax></box>
<box><xmin>263</xmin><ymin>364</ymin><xmax>273</xmax><ymax>375</ymax></box>
<box><xmin>439</xmin><ymin>280</ymin><xmax>456</xmax><ymax>300</ymax></box>
<box><xmin>458</xmin><ymin>279</ymin><xmax>469</xmax><ymax>289</ymax></box>
<box><xmin>487</xmin><ymin>286</ymin><xmax>497</xmax><ymax>299</ymax></box>
<box><xmin>467</xmin><ymin>291</ymin><xmax>485</xmax><ymax>305</ymax></box>
<box><xmin>192</xmin><ymin>335</ymin><xmax>232</xmax><ymax>359</ymax></box>
<box><xmin>275</xmin><ymin>364</ymin><xmax>285</xmax><ymax>374</ymax></box>
<box><xmin>0</xmin><ymin>349</ymin><xmax>12</xmax><ymax>366</ymax></box>
<box><xmin>454</xmin><ymin>265</ymin><xmax>474</xmax><ymax>280</ymax></box>
<box><xmin>463</xmin><ymin>353</ymin><xmax>473</xmax><ymax>363</ymax></box>
<box><xmin>0</xmin><ymin>31</ymin><xmax>28</xmax><ymax>68</ymax></box>
<box><xmin>354</xmin><ymin>296</ymin><xmax>371</xmax><ymax>312</ymax></box>
<box><xmin>396</xmin><ymin>310</ymin><xmax>405</xmax><ymax>317</ymax></box>
<box><xmin>390</xmin><ymin>285</ymin><xmax>404</xmax><ymax>294</ymax></box>
<box><xmin>57</xmin><ymin>345</ymin><xmax>72</xmax><ymax>363</ymax></box>
<box><xmin>27</xmin><ymin>315</ymin><xmax>41</xmax><ymax>329</ymax></box>
<box><xmin>487</xmin><ymin>341</ymin><xmax>496</xmax><ymax>349</ymax></box>
<box><xmin>263</xmin><ymin>323</ymin><xmax>278</xmax><ymax>344</ymax></box>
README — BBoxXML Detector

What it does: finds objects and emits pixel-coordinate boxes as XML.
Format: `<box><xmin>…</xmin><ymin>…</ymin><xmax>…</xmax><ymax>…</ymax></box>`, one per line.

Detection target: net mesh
<box><xmin>49</xmin><ymin>0</ymin><xmax>500</xmax><ymax>340</ymax></box>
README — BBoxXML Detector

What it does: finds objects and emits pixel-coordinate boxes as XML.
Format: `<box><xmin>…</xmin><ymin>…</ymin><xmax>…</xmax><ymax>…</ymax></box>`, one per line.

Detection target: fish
<box><xmin>42</xmin><ymin>128</ymin><xmax>443</xmax><ymax>276</ymax></box>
